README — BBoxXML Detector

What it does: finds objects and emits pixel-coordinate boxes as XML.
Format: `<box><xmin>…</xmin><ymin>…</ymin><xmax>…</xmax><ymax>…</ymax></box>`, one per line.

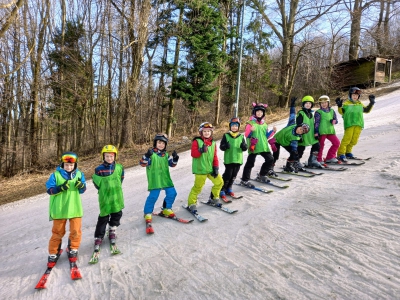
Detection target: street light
<box><xmin>234</xmin><ymin>0</ymin><xmax>245</xmax><ymax>117</ymax></box>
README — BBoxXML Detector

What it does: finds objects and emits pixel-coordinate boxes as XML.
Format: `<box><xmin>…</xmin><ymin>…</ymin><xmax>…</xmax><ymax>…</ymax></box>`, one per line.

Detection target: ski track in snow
<box><xmin>1</xmin><ymin>87</ymin><xmax>400</xmax><ymax>299</ymax></box>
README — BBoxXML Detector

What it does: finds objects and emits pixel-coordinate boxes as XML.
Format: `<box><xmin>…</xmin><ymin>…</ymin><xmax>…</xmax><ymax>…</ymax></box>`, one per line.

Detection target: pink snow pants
<box><xmin>318</xmin><ymin>134</ymin><xmax>340</xmax><ymax>162</ymax></box>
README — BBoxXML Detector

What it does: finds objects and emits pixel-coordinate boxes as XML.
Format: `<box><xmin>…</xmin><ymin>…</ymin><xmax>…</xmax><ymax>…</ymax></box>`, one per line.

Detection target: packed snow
<box><xmin>1</xmin><ymin>86</ymin><xmax>400</xmax><ymax>300</ymax></box>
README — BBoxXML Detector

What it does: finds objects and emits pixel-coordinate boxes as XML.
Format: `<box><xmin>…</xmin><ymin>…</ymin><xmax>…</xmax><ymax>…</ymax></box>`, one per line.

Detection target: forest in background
<box><xmin>1</xmin><ymin>0</ymin><xmax>400</xmax><ymax>177</ymax></box>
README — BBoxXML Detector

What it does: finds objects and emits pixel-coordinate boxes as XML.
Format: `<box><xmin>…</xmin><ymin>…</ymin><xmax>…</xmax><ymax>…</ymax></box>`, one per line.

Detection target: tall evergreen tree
<box><xmin>172</xmin><ymin>0</ymin><xmax>227</xmax><ymax>115</ymax></box>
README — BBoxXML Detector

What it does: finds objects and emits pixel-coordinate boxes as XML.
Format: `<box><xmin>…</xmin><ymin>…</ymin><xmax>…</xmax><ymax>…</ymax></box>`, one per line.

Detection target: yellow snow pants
<box><xmin>337</xmin><ymin>125</ymin><xmax>362</xmax><ymax>156</ymax></box>
<box><xmin>188</xmin><ymin>174</ymin><xmax>223</xmax><ymax>206</ymax></box>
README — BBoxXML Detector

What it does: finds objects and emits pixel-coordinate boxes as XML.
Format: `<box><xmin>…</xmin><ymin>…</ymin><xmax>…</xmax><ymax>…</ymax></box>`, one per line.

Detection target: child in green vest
<box><xmin>240</xmin><ymin>103</ymin><xmax>275</xmax><ymax>187</ymax></box>
<box><xmin>219</xmin><ymin>117</ymin><xmax>247</xmax><ymax>201</ymax></box>
<box><xmin>272</xmin><ymin>98</ymin><xmax>310</xmax><ymax>172</ymax></box>
<box><xmin>296</xmin><ymin>95</ymin><xmax>323</xmax><ymax>169</ymax></box>
<box><xmin>314</xmin><ymin>95</ymin><xmax>340</xmax><ymax>164</ymax></box>
<box><xmin>92</xmin><ymin>145</ymin><xmax>125</xmax><ymax>251</ymax></box>
<box><xmin>45</xmin><ymin>152</ymin><xmax>86</xmax><ymax>266</ymax></box>
<box><xmin>140</xmin><ymin>134</ymin><xmax>179</xmax><ymax>232</ymax></box>
<box><xmin>335</xmin><ymin>87</ymin><xmax>375</xmax><ymax>162</ymax></box>
<box><xmin>187</xmin><ymin>122</ymin><xmax>223</xmax><ymax>213</ymax></box>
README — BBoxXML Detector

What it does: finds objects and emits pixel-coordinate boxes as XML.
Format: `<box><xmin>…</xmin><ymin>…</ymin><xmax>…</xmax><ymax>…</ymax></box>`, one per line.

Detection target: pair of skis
<box><xmin>145</xmin><ymin>210</ymin><xmax>195</xmax><ymax>234</ymax></box>
<box><xmin>88</xmin><ymin>241</ymin><xmax>121</xmax><ymax>264</ymax></box>
<box><xmin>182</xmin><ymin>200</ymin><xmax>238</xmax><ymax>223</ymax></box>
<box><xmin>35</xmin><ymin>248</ymin><xmax>82</xmax><ymax>289</ymax></box>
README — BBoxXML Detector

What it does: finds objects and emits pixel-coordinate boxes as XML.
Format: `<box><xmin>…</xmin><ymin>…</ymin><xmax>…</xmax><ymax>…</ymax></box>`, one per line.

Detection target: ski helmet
<box><xmin>252</xmin><ymin>103</ymin><xmax>267</xmax><ymax>118</ymax></box>
<box><xmin>349</xmin><ymin>87</ymin><xmax>362</xmax><ymax>100</ymax></box>
<box><xmin>60</xmin><ymin>151</ymin><xmax>78</xmax><ymax>170</ymax></box>
<box><xmin>301</xmin><ymin>95</ymin><xmax>314</xmax><ymax>108</ymax></box>
<box><xmin>153</xmin><ymin>133</ymin><xmax>168</xmax><ymax>148</ymax></box>
<box><xmin>101</xmin><ymin>145</ymin><xmax>118</xmax><ymax>161</ymax></box>
<box><xmin>229</xmin><ymin>117</ymin><xmax>241</xmax><ymax>130</ymax></box>
<box><xmin>318</xmin><ymin>95</ymin><xmax>330</xmax><ymax>103</ymax></box>
<box><xmin>301</xmin><ymin>123</ymin><xmax>310</xmax><ymax>134</ymax></box>
<box><xmin>199</xmin><ymin>122</ymin><xmax>214</xmax><ymax>135</ymax></box>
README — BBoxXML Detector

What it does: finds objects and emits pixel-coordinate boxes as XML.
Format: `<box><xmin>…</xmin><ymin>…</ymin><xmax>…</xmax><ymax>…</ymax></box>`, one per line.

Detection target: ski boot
<box><xmin>108</xmin><ymin>226</ymin><xmax>117</xmax><ymax>244</ymax></box>
<box><xmin>325</xmin><ymin>157</ymin><xmax>338</xmax><ymax>164</ymax></box>
<box><xmin>220</xmin><ymin>190</ymin><xmax>228</xmax><ymax>202</ymax></box>
<box><xmin>188</xmin><ymin>204</ymin><xmax>197</xmax><ymax>213</ymax></box>
<box><xmin>338</xmin><ymin>154</ymin><xmax>348</xmax><ymax>163</ymax></box>
<box><xmin>94</xmin><ymin>238</ymin><xmax>102</xmax><ymax>252</ymax></box>
<box><xmin>284</xmin><ymin>160</ymin><xmax>296</xmax><ymax>172</ymax></box>
<box><xmin>162</xmin><ymin>208</ymin><xmax>175</xmax><ymax>218</ymax></box>
<box><xmin>67</xmin><ymin>249</ymin><xmax>78</xmax><ymax>263</ymax></box>
<box><xmin>207</xmin><ymin>196</ymin><xmax>221</xmax><ymax>206</ymax></box>
<box><xmin>144</xmin><ymin>214</ymin><xmax>152</xmax><ymax>223</ymax></box>
<box><xmin>308</xmin><ymin>151</ymin><xmax>323</xmax><ymax>168</ymax></box>
<box><xmin>47</xmin><ymin>254</ymin><xmax>58</xmax><ymax>268</ymax></box>
<box><xmin>267</xmin><ymin>168</ymin><xmax>278</xmax><ymax>177</ymax></box>
<box><xmin>240</xmin><ymin>180</ymin><xmax>255</xmax><ymax>188</ymax></box>
<box><xmin>256</xmin><ymin>173</ymin><xmax>270</xmax><ymax>183</ymax></box>
<box><xmin>345</xmin><ymin>153</ymin><xmax>357</xmax><ymax>159</ymax></box>
<box><xmin>226</xmin><ymin>189</ymin><xmax>235</xmax><ymax>197</ymax></box>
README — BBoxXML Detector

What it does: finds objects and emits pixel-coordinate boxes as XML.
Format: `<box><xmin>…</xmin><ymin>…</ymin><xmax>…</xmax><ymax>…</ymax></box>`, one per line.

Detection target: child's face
<box><xmin>319</xmin><ymin>101</ymin><xmax>329</xmax><ymax>108</ymax></box>
<box><xmin>255</xmin><ymin>110</ymin><xmax>264</xmax><ymax>118</ymax></box>
<box><xmin>104</xmin><ymin>153</ymin><xmax>115</xmax><ymax>163</ymax></box>
<box><xmin>351</xmin><ymin>93</ymin><xmax>359</xmax><ymax>101</ymax></box>
<box><xmin>230</xmin><ymin>124</ymin><xmax>239</xmax><ymax>132</ymax></box>
<box><xmin>156</xmin><ymin>140</ymin><xmax>166</xmax><ymax>150</ymax></box>
<box><xmin>295</xmin><ymin>127</ymin><xmax>304</xmax><ymax>135</ymax></box>
<box><xmin>303</xmin><ymin>102</ymin><xmax>312</xmax><ymax>109</ymax></box>
<box><xmin>63</xmin><ymin>162</ymin><xmax>75</xmax><ymax>172</ymax></box>
<box><xmin>202</xmin><ymin>129</ymin><xmax>212</xmax><ymax>138</ymax></box>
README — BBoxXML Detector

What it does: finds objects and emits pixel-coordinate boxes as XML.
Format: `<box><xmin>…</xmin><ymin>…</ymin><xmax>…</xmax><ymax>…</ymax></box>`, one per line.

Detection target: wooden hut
<box><xmin>331</xmin><ymin>56</ymin><xmax>392</xmax><ymax>90</ymax></box>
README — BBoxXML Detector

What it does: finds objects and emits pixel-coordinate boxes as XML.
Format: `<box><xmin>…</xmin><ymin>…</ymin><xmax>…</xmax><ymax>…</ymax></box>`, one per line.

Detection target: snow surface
<box><xmin>1</xmin><ymin>87</ymin><xmax>400</xmax><ymax>300</ymax></box>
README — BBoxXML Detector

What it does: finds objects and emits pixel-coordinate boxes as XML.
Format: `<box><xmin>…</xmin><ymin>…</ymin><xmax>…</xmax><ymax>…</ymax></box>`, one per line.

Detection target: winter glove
<box><xmin>290</xmin><ymin>97</ymin><xmax>297</xmax><ymax>107</ymax></box>
<box><xmin>240</xmin><ymin>138</ymin><xmax>247</xmax><ymax>151</ymax></box>
<box><xmin>330</xmin><ymin>119</ymin><xmax>337</xmax><ymax>125</ymax></box>
<box><xmin>59</xmin><ymin>181</ymin><xmax>70</xmax><ymax>192</ymax></box>
<box><xmin>172</xmin><ymin>150</ymin><xmax>179</xmax><ymax>162</ymax></box>
<box><xmin>249</xmin><ymin>137</ymin><xmax>258</xmax><ymax>153</ymax></box>
<box><xmin>335</xmin><ymin>97</ymin><xmax>343</xmax><ymax>108</ymax></box>
<box><xmin>211</xmin><ymin>166</ymin><xmax>219</xmax><ymax>178</ymax></box>
<box><xmin>75</xmin><ymin>178</ymin><xmax>85</xmax><ymax>189</ymax></box>
<box><xmin>144</xmin><ymin>148</ymin><xmax>154</xmax><ymax>159</ymax></box>
<box><xmin>369</xmin><ymin>94</ymin><xmax>376</xmax><ymax>105</ymax></box>
<box><xmin>199</xmin><ymin>144</ymin><xmax>208</xmax><ymax>154</ymax></box>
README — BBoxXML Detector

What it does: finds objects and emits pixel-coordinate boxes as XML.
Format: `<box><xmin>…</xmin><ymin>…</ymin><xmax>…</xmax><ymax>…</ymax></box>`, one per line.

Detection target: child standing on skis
<box><xmin>92</xmin><ymin>145</ymin><xmax>125</xmax><ymax>255</ymax></box>
<box><xmin>45</xmin><ymin>152</ymin><xmax>86</xmax><ymax>267</ymax></box>
<box><xmin>240</xmin><ymin>103</ymin><xmax>275</xmax><ymax>187</ymax></box>
<box><xmin>296</xmin><ymin>95</ymin><xmax>323</xmax><ymax>169</ymax></box>
<box><xmin>187</xmin><ymin>122</ymin><xmax>223</xmax><ymax>214</ymax></box>
<box><xmin>219</xmin><ymin>117</ymin><xmax>247</xmax><ymax>201</ymax></box>
<box><xmin>314</xmin><ymin>95</ymin><xmax>340</xmax><ymax>164</ymax></box>
<box><xmin>272</xmin><ymin>97</ymin><xmax>310</xmax><ymax>172</ymax></box>
<box><xmin>335</xmin><ymin>87</ymin><xmax>375</xmax><ymax>162</ymax></box>
<box><xmin>140</xmin><ymin>133</ymin><xmax>179</xmax><ymax>233</ymax></box>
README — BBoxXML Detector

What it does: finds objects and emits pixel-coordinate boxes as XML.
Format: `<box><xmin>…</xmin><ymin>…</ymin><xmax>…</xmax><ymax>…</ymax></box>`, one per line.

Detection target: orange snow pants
<box><xmin>48</xmin><ymin>218</ymin><xmax>82</xmax><ymax>254</ymax></box>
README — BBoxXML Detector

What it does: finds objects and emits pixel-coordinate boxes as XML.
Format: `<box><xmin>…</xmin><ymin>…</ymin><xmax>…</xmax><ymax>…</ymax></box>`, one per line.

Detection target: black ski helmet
<box><xmin>153</xmin><ymin>133</ymin><xmax>168</xmax><ymax>148</ymax></box>
<box><xmin>349</xmin><ymin>87</ymin><xmax>361</xmax><ymax>100</ymax></box>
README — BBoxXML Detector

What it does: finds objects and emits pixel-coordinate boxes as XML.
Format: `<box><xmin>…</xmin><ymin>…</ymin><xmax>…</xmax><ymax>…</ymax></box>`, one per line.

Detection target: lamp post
<box><xmin>234</xmin><ymin>0</ymin><xmax>245</xmax><ymax>117</ymax></box>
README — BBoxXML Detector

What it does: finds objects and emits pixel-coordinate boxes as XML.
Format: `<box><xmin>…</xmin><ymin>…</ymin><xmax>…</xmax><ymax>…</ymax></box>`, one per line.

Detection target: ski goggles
<box><xmin>61</xmin><ymin>153</ymin><xmax>78</xmax><ymax>163</ymax></box>
<box><xmin>352</xmin><ymin>89</ymin><xmax>362</xmax><ymax>95</ymax></box>
<box><xmin>230</xmin><ymin>117</ymin><xmax>240</xmax><ymax>123</ymax></box>
<box><xmin>202</xmin><ymin>122</ymin><xmax>213</xmax><ymax>129</ymax></box>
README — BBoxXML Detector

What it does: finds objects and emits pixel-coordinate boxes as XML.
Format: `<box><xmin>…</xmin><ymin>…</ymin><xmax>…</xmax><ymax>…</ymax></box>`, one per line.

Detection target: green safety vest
<box><xmin>316</xmin><ymin>109</ymin><xmax>335</xmax><ymax>135</ymax></box>
<box><xmin>145</xmin><ymin>152</ymin><xmax>174</xmax><ymax>190</ymax></box>
<box><xmin>192</xmin><ymin>139</ymin><xmax>215</xmax><ymax>174</ymax></box>
<box><xmin>342</xmin><ymin>100</ymin><xmax>364</xmax><ymax>129</ymax></box>
<box><xmin>275</xmin><ymin>125</ymin><xmax>300</xmax><ymax>147</ymax></box>
<box><xmin>49</xmin><ymin>171</ymin><xmax>83</xmax><ymax>220</ymax></box>
<box><xmin>92</xmin><ymin>164</ymin><xmax>124</xmax><ymax>217</ymax></box>
<box><xmin>246</xmin><ymin>120</ymin><xmax>270</xmax><ymax>153</ymax></box>
<box><xmin>223</xmin><ymin>133</ymin><xmax>244</xmax><ymax>164</ymax></box>
<box><xmin>297</xmin><ymin>110</ymin><xmax>318</xmax><ymax>146</ymax></box>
